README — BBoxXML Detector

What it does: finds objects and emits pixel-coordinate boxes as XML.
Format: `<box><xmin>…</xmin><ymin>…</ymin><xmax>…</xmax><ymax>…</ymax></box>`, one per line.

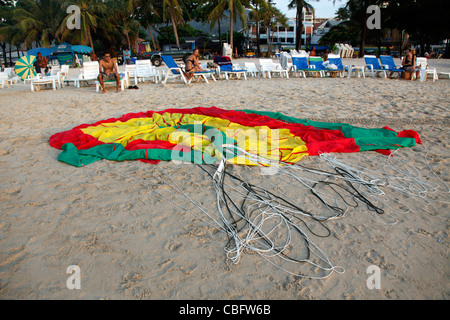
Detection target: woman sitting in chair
<box><xmin>401</xmin><ymin>49</ymin><xmax>415</xmax><ymax>80</ymax></box>
<box><xmin>184</xmin><ymin>48</ymin><xmax>205</xmax><ymax>79</ymax></box>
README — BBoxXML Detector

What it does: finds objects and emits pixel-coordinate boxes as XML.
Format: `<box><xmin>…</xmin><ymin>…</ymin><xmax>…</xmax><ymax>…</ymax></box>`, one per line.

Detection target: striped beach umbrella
<box><xmin>15</xmin><ymin>55</ymin><xmax>37</xmax><ymax>80</ymax></box>
<box><xmin>72</xmin><ymin>45</ymin><xmax>93</xmax><ymax>54</ymax></box>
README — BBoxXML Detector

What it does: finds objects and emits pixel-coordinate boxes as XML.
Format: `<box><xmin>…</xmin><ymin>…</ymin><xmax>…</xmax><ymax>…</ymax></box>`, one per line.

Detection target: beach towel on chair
<box><xmin>214</xmin><ymin>56</ymin><xmax>232</xmax><ymax>66</ymax></box>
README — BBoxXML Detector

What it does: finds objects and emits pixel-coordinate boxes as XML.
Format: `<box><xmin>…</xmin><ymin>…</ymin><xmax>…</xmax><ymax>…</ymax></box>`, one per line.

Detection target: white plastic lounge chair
<box><xmin>79</xmin><ymin>61</ymin><xmax>126</xmax><ymax>91</ymax></box>
<box><xmin>244</xmin><ymin>62</ymin><xmax>260</xmax><ymax>77</ymax></box>
<box><xmin>58</xmin><ymin>65</ymin><xmax>69</xmax><ymax>86</ymax></box>
<box><xmin>290</xmin><ymin>56</ymin><xmax>321</xmax><ymax>78</ymax></box>
<box><xmin>161</xmin><ymin>55</ymin><xmax>187</xmax><ymax>84</ymax></box>
<box><xmin>344</xmin><ymin>44</ymin><xmax>354</xmax><ymax>58</ymax></box>
<box><xmin>364</xmin><ymin>55</ymin><xmax>387</xmax><ymax>78</ymax></box>
<box><xmin>125</xmin><ymin>64</ymin><xmax>138</xmax><ymax>85</ymax></box>
<box><xmin>338</xmin><ymin>43</ymin><xmax>347</xmax><ymax>58</ymax></box>
<box><xmin>161</xmin><ymin>55</ymin><xmax>216</xmax><ymax>84</ymax></box>
<box><xmin>325</xmin><ymin>54</ymin><xmax>346</xmax><ymax>77</ymax></box>
<box><xmin>96</xmin><ymin>62</ymin><xmax>127</xmax><ymax>92</ymax></box>
<box><xmin>378</xmin><ymin>55</ymin><xmax>403</xmax><ymax>79</ymax></box>
<box><xmin>307</xmin><ymin>57</ymin><xmax>327</xmax><ymax>77</ymax></box>
<box><xmin>258</xmin><ymin>59</ymin><xmax>289</xmax><ymax>78</ymax></box>
<box><xmin>30</xmin><ymin>76</ymin><xmax>58</xmax><ymax>91</ymax></box>
<box><xmin>41</xmin><ymin>66</ymin><xmax>63</xmax><ymax>88</ymax></box>
<box><xmin>414</xmin><ymin>57</ymin><xmax>438</xmax><ymax>82</ymax></box>
<box><xmin>77</xmin><ymin>61</ymin><xmax>100</xmax><ymax>88</ymax></box>
<box><xmin>3</xmin><ymin>68</ymin><xmax>20</xmax><ymax>84</ymax></box>
<box><xmin>135</xmin><ymin>59</ymin><xmax>160</xmax><ymax>84</ymax></box>
<box><xmin>217</xmin><ymin>64</ymin><xmax>247</xmax><ymax>80</ymax></box>
<box><xmin>24</xmin><ymin>73</ymin><xmax>42</xmax><ymax>84</ymax></box>
<box><xmin>0</xmin><ymin>72</ymin><xmax>8</xmax><ymax>88</ymax></box>
<box><xmin>0</xmin><ymin>71</ymin><xmax>16</xmax><ymax>87</ymax></box>
<box><xmin>280</xmin><ymin>52</ymin><xmax>292</xmax><ymax>70</ymax></box>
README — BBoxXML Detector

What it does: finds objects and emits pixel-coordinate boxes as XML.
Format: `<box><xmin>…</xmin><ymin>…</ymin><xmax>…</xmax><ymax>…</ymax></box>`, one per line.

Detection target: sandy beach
<box><xmin>0</xmin><ymin>57</ymin><xmax>449</xmax><ymax>300</ymax></box>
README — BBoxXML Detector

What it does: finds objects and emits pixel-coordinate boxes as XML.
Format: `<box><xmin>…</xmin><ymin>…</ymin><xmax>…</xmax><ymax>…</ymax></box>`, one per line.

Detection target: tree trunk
<box><xmin>256</xmin><ymin>21</ymin><xmax>260</xmax><ymax>56</ymax></box>
<box><xmin>377</xmin><ymin>29</ymin><xmax>381</xmax><ymax>57</ymax></box>
<box><xmin>218</xmin><ymin>19</ymin><xmax>222</xmax><ymax>51</ymax></box>
<box><xmin>88</xmin><ymin>28</ymin><xmax>95</xmax><ymax>53</ymax></box>
<box><xmin>1</xmin><ymin>43</ymin><xmax>7</xmax><ymax>65</ymax></box>
<box><xmin>230</xmin><ymin>2</ymin><xmax>234</xmax><ymax>50</ymax></box>
<box><xmin>359</xmin><ymin>12</ymin><xmax>368</xmax><ymax>58</ymax></box>
<box><xmin>295</xmin><ymin>6</ymin><xmax>303</xmax><ymax>51</ymax></box>
<box><xmin>147</xmin><ymin>22</ymin><xmax>157</xmax><ymax>51</ymax></box>
<box><xmin>170</xmin><ymin>9</ymin><xmax>180</xmax><ymax>47</ymax></box>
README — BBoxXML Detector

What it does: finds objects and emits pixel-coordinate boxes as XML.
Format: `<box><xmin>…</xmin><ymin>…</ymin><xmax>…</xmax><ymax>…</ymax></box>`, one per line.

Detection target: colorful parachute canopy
<box><xmin>49</xmin><ymin>107</ymin><xmax>421</xmax><ymax>167</ymax></box>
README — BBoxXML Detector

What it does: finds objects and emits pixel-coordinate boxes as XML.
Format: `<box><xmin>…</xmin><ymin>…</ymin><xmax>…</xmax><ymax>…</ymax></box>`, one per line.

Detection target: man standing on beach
<box><xmin>97</xmin><ymin>52</ymin><xmax>120</xmax><ymax>93</ymax></box>
<box><xmin>124</xmin><ymin>48</ymin><xmax>131</xmax><ymax>65</ymax></box>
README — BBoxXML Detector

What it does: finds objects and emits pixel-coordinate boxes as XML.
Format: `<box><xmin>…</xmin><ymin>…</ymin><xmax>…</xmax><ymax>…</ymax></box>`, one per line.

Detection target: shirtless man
<box><xmin>98</xmin><ymin>52</ymin><xmax>120</xmax><ymax>93</ymax></box>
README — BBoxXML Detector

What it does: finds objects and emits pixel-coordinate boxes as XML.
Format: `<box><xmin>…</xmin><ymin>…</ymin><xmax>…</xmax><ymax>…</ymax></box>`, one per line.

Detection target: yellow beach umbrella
<box><xmin>15</xmin><ymin>55</ymin><xmax>37</xmax><ymax>80</ymax></box>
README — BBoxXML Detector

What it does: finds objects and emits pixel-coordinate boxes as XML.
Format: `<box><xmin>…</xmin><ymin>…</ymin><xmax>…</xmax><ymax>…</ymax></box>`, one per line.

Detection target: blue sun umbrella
<box><xmin>15</xmin><ymin>55</ymin><xmax>37</xmax><ymax>80</ymax></box>
<box><xmin>72</xmin><ymin>45</ymin><xmax>93</xmax><ymax>54</ymax></box>
<box><xmin>27</xmin><ymin>47</ymin><xmax>53</xmax><ymax>57</ymax></box>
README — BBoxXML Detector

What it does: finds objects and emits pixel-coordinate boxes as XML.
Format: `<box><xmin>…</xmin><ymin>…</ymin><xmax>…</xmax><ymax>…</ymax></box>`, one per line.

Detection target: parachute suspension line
<box><xmin>197</xmin><ymin>162</ymin><xmax>345</xmax><ymax>279</ymax></box>
<box><xmin>90</xmin><ymin>143</ymin><xmax>445</xmax><ymax>279</ymax></box>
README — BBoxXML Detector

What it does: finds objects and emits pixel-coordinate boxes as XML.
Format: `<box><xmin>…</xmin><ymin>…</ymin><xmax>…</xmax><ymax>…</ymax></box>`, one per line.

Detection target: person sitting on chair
<box><xmin>401</xmin><ymin>49</ymin><xmax>415</xmax><ymax>80</ymax></box>
<box><xmin>90</xmin><ymin>51</ymin><xmax>98</xmax><ymax>62</ymax></box>
<box><xmin>34</xmin><ymin>52</ymin><xmax>49</xmax><ymax>75</ymax></box>
<box><xmin>184</xmin><ymin>48</ymin><xmax>204</xmax><ymax>79</ymax></box>
<box><xmin>322</xmin><ymin>49</ymin><xmax>329</xmax><ymax>62</ymax></box>
<box><xmin>97</xmin><ymin>52</ymin><xmax>120</xmax><ymax>93</ymax></box>
<box><xmin>124</xmin><ymin>48</ymin><xmax>131</xmax><ymax>65</ymax></box>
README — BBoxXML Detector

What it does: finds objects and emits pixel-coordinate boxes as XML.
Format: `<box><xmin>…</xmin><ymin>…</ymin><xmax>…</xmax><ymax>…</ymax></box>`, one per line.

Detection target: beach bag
<box><xmin>403</xmin><ymin>71</ymin><xmax>412</xmax><ymax>80</ymax></box>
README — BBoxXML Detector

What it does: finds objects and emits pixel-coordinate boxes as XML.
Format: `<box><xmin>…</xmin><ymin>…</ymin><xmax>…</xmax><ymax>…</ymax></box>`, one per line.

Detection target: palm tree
<box><xmin>59</xmin><ymin>0</ymin><xmax>106</xmax><ymax>52</ymax></box>
<box><xmin>259</xmin><ymin>1</ymin><xmax>286</xmax><ymax>56</ymax></box>
<box><xmin>248</xmin><ymin>0</ymin><xmax>268</xmax><ymax>56</ymax></box>
<box><xmin>162</xmin><ymin>0</ymin><xmax>183</xmax><ymax>47</ymax></box>
<box><xmin>288</xmin><ymin>0</ymin><xmax>317</xmax><ymax>51</ymax></box>
<box><xmin>107</xmin><ymin>0</ymin><xmax>141</xmax><ymax>51</ymax></box>
<box><xmin>13</xmin><ymin>0</ymin><xmax>66</xmax><ymax>47</ymax></box>
<box><xmin>201</xmin><ymin>0</ymin><xmax>225</xmax><ymax>50</ymax></box>
<box><xmin>0</xmin><ymin>3</ymin><xmax>15</xmax><ymax>65</ymax></box>
<box><xmin>135</xmin><ymin>0</ymin><xmax>160</xmax><ymax>51</ymax></box>
<box><xmin>345</xmin><ymin>0</ymin><xmax>380</xmax><ymax>57</ymax></box>
<box><xmin>209</xmin><ymin>0</ymin><xmax>251</xmax><ymax>51</ymax></box>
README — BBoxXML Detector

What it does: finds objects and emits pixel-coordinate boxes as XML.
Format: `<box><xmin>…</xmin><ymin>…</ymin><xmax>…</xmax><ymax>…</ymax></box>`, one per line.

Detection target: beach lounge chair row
<box><xmin>0</xmin><ymin>67</ymin><xmax>21</xmax><ymax>88</ymax></box>
<box><xmin>286</xmin><ymin>54</ymin><xmax>347</xmax><ymax>78</ymax></box>
<box><xmin>364</xmin><ymin>55</ymin><xmax>438</xmax><ymax>82</ymax></box>
<box><xmin>335</xmin><ymin>43</ymin><xmax>355</xmax><ymax>58</ymax></box>
<box><xmin>8</xmin><ymin>53</ymin><xmax>441</xmax><ymax>92</ymax></box>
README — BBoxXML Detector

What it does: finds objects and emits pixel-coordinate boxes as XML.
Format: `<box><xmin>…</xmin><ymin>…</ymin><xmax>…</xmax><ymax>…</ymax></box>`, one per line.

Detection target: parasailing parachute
<box><xmin>49</xmin><ymin>107</ymin><xmax>421</xmax><ymax>167</ymax></box>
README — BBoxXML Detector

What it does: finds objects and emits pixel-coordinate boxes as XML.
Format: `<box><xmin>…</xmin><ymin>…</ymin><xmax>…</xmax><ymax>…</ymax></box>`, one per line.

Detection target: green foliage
<box><xmin>3</xmin><ymin>0</ymin><xmax>448</xmax><ymax>61</ymax></box>
<box><xmin>319</xmin><ymin>22</ymin><xmax>359</xmax><ymax>46</ymax></box>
